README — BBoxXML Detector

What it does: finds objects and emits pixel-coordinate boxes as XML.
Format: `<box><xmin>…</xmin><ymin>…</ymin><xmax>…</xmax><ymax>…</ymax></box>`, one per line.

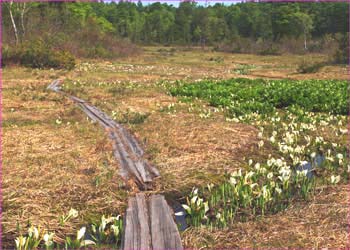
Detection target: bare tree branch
<box><xmin>8</xmin><ymin>0</ymin><xmax>19</xmax><ymax>45</ymax></box>
<box><xmin>20</xmin><ymin>3</ymin><xmax>27</xmax><ymax>38</ymax></box>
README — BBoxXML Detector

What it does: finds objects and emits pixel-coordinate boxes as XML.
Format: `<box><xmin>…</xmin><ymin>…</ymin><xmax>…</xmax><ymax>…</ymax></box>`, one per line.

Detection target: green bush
<box><xmin>50</xmin><ymin>50</ymin><xmax>76</xmax><ymax>70</ymax></box>
<box><xmin>333</xmin><ymin>33</ymin><xmax>349</xmax><ymax>64</ymax></box>
<box><xmin>297</xmin><ymin>60</ymin><xmax>325</xmax><ymax>74</ymax></box>
<box><xmin>86</xmin><ymin>46</ymin><xmax>111</xmax><ymax>58</ymax></box>
<box><xmin>258</xmin><ymin>46</ymin><xmax>281</xmax><ymax>55</ymax></box>
<box><xmin>3</xmin><ymin>40</ymin><xmax>75</xmax><ymax>70</ymax></box>
<box><xmin>2</xmin><ymin>45</ymin><xmax>10</xmax><ymax>67</ymax></box>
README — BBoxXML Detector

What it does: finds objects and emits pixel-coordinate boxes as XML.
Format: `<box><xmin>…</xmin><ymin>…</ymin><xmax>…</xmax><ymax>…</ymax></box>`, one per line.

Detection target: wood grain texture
<box><xmin>150</xmin><ymin>195</ymin><xmax>183</xmax><ymax>250</ymax></box>
<box><xmin>122</xmin><ymin>194</ymin><xmax>183</xmax><ymax>250</ymax></box>
<box><xmin>122</xmin><ymin>194</ymin><xmax>152</xmax><ymax>250</ymax></box>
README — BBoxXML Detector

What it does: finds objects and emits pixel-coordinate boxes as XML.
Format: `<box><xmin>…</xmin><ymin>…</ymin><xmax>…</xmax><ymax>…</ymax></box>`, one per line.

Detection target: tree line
<box><xmin>96</xmin><ymin>1</ymin><xmax>348</xmax><ymax>46</ymax></box>
<box><xmin>2</xmin><ymin>1</ymin><xmax>349</xmax><ymax>67</ymax></box>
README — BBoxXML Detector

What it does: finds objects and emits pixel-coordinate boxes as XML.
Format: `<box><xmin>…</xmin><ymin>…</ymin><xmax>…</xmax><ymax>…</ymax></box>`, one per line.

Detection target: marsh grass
<box><xmin>2</xmin><ymin>75</ymin><xmax>128</xmax><ymax>248</ymax></box>
<box><xmin>3</xmin><ymin>47</ymin><xmax>348</xmax><ymax>248</ymax></box>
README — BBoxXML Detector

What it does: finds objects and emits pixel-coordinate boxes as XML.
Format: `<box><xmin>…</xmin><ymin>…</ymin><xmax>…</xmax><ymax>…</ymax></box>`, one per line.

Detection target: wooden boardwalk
<box><xmin>122</xmin><ymin>194</ymin><xmax>183</xmax><ymax>250</ymax></box>
<box><xmin>48</xmin><ymin>79</ymin><xmax>183</xmax><ymax>249</ymax></box>
<box><xmin>47</xmin><ymin>80</ymin><xmax>160</xmax><ymax>190</ymax></box>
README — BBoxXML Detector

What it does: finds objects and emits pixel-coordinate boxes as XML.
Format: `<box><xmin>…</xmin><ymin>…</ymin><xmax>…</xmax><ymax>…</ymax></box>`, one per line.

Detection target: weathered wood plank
<box><xmin>47</xmin><ymin>79</ymin><xmax>61</xmax><ymax>92</ymax></box>
<box><xmin>122</xmin><ymin>194</ymin><xmax>183</xmax><ymax>250</ymax></box>
<box><xmin>71</xmin><ymin>96</ymin><xmax>159</xmax><ymax>188</ymax></box>
<box><xmin>122</xmin><ymin>194</ymin><xmax>152</xmax><ymax>250</ymax></box>
<box><xmin>150</xmin><ymin>195</ymin><xmax>183</xmax><ymax>250</ymax></box>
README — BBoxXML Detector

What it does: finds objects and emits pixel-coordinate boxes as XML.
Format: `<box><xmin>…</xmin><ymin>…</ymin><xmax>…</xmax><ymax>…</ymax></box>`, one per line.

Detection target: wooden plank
<box><xmin>47</xmin><ymin>79</ymin><xmax>61</xmax><ymax>92</ymax></box>
<box><xmin>110</xmin><ymin>130</ymin><xmax>144</xmax><ymax>184</ymax></box>
<box><xmin>122</xmin><ymin>195</ymin><xmax>183</xmax><ymax>250</ymax></box>
<box><xmin>150</xmin><ymin>195</ymin><xmax>183</xmax><ymax>250</ymax></box>
<box><xmin>122</xmin><ymin>194</ymin><xmax>152</xmax><ymax>250</ymax></box>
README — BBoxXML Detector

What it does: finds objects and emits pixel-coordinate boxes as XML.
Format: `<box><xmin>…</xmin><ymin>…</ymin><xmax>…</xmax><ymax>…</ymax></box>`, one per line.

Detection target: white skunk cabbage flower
<box><xmin>77</xmin><ymin>227</ymin><xmax>86</xmax><ymax>241</ymax></box>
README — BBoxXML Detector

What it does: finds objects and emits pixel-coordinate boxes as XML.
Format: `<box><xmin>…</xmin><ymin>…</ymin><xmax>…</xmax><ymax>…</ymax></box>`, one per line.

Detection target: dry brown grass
<box><xmin>2</xmin><ymin>77</ymin><xmax>128</xmax><ymax>247</ymax></box>
<box><xmin>139</xmin><ymin>112</ymin><xmax>257</xmax><ymax>195</ymax></box>
<box><xmin>2</xmin><ymin>47</ymin><xmax>348</xmax><ymax>248</ymax></box>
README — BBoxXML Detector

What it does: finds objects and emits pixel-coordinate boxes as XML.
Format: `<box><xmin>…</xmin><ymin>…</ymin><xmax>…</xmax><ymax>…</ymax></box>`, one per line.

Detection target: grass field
<box><xmin>2</xmin><ymin>47</ymin><xmax>349</xmax><ymax>248</ymax></box>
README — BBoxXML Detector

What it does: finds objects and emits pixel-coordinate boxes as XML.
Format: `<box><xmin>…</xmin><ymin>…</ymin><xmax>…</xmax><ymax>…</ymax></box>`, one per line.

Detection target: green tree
<box><xmin>2</xmin><ymin>1</ymin><xmax>348</xmax><ymax>55</ymax></box>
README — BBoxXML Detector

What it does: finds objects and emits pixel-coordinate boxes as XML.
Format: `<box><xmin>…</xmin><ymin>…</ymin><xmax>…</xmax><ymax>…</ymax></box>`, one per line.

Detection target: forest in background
<box><xmin>2</xmin><ymin>1</ymin><xmax>349</xmax><ymax>69</ymax></box>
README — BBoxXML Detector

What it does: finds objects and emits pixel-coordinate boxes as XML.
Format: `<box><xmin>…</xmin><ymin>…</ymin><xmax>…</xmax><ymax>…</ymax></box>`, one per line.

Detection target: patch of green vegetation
<box><xmin>2</xmin><ymin>118</ymin><xmax>42</xmax><ymax>128</ymax></box>
<box><xmin>208</xmin><ymin>56</ymin><xmax>224</xmax><ymax>63</ymax></box>
<box><xmin>111</xmin><ymin>109</ymin><xmax>150</xmax><ymax>125</ymax></box>
<box><xmin>258</xmin><ymin>46</ymin><xmax>281</xmax><ymax>56</ymax></box>
<box><xmin>232</xmin><ymin>64</ymin><xmax>256</xmax><ymax>75</ymax></box>
<box><xmin>170</xmin><ymin>78</ymin><xmax>348</xmax><ymax>230</ymax></box>
<box><xmin>169</xmin><ymin>78</ymin><xmax>348</xmax><ymax>116</ymax></box>
<box><xmin>333</xmin><ymin>32</ymin><xmax>349</xmax><ymax>64</ymax></box>
<box><xmin>14</xmin><ymin>210</ymin><xmax>123</xmax><ymax>250</ymax></box>
<box><xmin>107</xmin><ymin>84</ymin><xmax>134</xmax><ymax>96</ymax></box>
<box><xmin>94</xmin><ymin>168</ymin><xmax>114</xmax><ymax>187</ymax></box>
<box><xmin>3</xmin><ymin>40</ymin><xmax>75</xmax><ymax>70</ymax></box>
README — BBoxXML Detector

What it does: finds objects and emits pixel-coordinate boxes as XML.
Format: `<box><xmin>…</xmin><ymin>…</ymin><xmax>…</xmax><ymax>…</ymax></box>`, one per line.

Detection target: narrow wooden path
<box><xmin>48</xmin><ymin>79</ymin><xmax>183</xmax><ymax>249</ymax></box>
<box><xmin>48</xmin><ymin>79</ymin><xmax>160</xmax><ymax>190</ymax></box>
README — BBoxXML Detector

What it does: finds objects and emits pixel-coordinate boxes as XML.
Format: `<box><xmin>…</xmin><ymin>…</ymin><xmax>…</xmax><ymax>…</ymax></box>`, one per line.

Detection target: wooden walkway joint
<box><xmin>122</xmin><ymin>194</ymin><xmax>183</xmax><ymax>250</ymax></box>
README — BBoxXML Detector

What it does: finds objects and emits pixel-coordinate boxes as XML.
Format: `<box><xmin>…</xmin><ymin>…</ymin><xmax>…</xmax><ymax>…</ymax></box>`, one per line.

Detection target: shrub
<box><xmin>1</xmin><ymin>45</ymin><xmax>10</xmax><ymax>67</ymax></box>
<box><xmin>50</xmin><ymin>50</ymin><xmax>75</xmax><ymax>70</ymax></box>
<box><xmin>333</xmin><ymin>33</ymin><xmax>349</xmax><ymax>64</ymax></box>
<box><xmin>21</xmin><ymin>41</ymin><xmax>75</xmax><ymax>70</ymax></box>
<box><xmin>297</xmin><ymin>60</ymin><xmax>325</xmax><ymax>74</ymax></box>
<box><xmin>215</xmin><ymin>38</ymin><xmax>283</xmax><ymax>55</ymax></box>
<box><xmin>86</xmin><ymin>46</ymin><xmax>110</xmax><ymax>58</ymax></box>
<box><xmin>258</xmin><ymin>46</ymin><xmax>281</xmax><ymax>55</ymax></box>
<box><xmin>3</xmin><ymin>40</ymin><xmax>75</xmax><ymax>70</ymax></box>
<box><xmin>232</xmin><ymin>64</ymin><xmax>255</xmax><ymax>75</ymax></box>
<box><xmin>307</xmin><ymin>40</ymin><xmax>323</xmax><ymax>53</ymax></box>
<box><xmin>209</xmin><ymin>56</ymin><xmax>224</xmax><ymax>63</ymax></box>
